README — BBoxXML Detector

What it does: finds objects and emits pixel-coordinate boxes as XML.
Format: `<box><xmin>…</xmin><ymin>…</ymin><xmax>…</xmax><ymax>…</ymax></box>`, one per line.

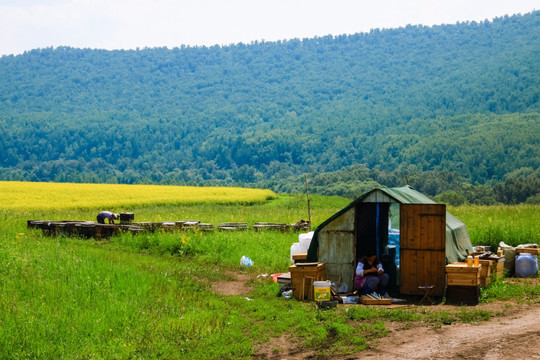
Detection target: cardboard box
<box><xmin>446</xmin><ymin>263</ymin><xmax>481</xmax><ymax>286</ymax></box>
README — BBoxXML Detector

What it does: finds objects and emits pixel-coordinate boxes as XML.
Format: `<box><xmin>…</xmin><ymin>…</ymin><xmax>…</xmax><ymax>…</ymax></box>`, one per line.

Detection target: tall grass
<box><xmin>449</xmin><ymin>204</ymin><xmax>540</xmax><ymax>248</ymax></box>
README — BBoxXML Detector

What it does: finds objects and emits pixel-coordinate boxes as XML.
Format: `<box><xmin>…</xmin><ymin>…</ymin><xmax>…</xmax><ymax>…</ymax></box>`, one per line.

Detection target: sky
<box><xmin>0</xmin><ymin>0</ymin><xmax>538</xmax><ymax>56</ymax></box>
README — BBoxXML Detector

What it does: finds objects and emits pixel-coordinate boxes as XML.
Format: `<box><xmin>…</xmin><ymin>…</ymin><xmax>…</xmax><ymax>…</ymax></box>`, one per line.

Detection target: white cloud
<box><xmin>0</xmin><ymin>0</ymin><xmax>537</xmax><ymax>56</ymax></box>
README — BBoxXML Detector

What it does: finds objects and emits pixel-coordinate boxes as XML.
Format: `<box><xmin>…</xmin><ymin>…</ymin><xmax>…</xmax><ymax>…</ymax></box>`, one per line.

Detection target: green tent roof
<box><xmin>306</xmin><ymin>186</ymin><xmax>473</xmax><ymax>264</ymax></box>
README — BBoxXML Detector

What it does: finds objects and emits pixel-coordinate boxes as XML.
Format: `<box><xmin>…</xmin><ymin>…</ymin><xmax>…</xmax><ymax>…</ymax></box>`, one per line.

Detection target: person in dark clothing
<box><xmin>354</xmin><ymin>248</ymin><xmax>389</xmax><ymax>295</ymax></box>
<box><xmin>96</xmin><ymin>211</ymin><xmax>119</xmax><ymax>224</ymax></box>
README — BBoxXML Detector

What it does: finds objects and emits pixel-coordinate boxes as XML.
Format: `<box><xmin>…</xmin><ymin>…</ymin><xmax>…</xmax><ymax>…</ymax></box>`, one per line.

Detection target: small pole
<box><xmin>305</xmin><ymin>175</ymin><xmax>311</xmax><ymax>231</ymax></box>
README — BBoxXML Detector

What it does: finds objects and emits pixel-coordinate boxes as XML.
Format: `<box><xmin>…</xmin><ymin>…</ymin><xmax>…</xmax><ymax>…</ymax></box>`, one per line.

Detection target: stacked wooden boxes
<box><xmin>478</xmin><ymin>260</ymin><xmax>492</xmax><ymax>287</ymax></box>
<box><xmin>478</xmin><ymin>256</ymin><xmax>505</xmax><ymax>286</ymax></box>
<box><xmin>289</xmin><ymin>263</ymin><xmax>326</xmax><ymax>301</ymax></box>
<box><xmin>445</xmin><ymin>263</ymin><xmax>481</xmax><ymax>305</ymax></box>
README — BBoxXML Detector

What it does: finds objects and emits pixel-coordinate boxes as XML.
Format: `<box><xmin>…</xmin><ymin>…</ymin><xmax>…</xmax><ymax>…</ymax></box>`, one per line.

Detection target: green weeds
<box><xmin>480</xmin><ymin>277</ymin><xmax>540</xmax><ymax>304</ymax></box>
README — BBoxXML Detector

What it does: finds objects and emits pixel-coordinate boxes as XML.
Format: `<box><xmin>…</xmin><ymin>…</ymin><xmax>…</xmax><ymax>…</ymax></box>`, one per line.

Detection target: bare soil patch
<box><xmin>211</xmin><ymin>270</ymin><xmax>254</xmax><ymax>296</ymax></box>
<box><xmin>358</xmin><ymin>303</ymin><xmax>540</xmax><ymax>360</ymax></box>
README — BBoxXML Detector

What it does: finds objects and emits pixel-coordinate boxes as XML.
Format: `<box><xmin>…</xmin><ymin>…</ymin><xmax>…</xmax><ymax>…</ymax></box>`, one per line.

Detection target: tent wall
<box><xmin>317</xmin><ymin>207</ymin><xmax>357</xmax><ymax>289</ymax></box>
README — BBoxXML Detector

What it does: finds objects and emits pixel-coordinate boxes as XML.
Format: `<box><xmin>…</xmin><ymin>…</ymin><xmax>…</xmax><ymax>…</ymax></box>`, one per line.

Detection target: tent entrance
<box><xmin>354</xmin><ymin>203</ymin><xmax>400</xmax><ymax>293</ymax></box>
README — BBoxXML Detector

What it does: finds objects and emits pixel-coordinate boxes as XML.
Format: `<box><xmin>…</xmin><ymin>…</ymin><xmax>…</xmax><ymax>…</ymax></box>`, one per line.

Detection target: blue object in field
<box><xmin>515</xmin><ymin>253</ymin><xmax>538</xmax><ymax>278</ymax></box>
<box><xmin>388</xmin><ymin>230</ymin><xmax>400</xmax><ymax>266</ymax></box>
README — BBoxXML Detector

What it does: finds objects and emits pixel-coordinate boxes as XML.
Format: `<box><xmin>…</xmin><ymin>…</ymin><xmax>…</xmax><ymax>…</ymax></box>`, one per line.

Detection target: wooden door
<box><xmin>399</xmin><ymin>204</ymin><xmax>446</xmax><ymax>296</ymax></box>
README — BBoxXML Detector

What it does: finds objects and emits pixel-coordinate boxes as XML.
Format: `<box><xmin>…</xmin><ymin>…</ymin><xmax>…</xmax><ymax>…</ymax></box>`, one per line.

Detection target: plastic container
<box><xmin>474</xmin><ymin>256</ymin><xmax>480</xmax><ymax>267</ymax></box>
<box><xmin>515</xmin><ymin>253</ymin><xmax>538</xmax><ymax>278</ymax></box>
<box><xmin>467</xmin><ymin>256</ymin><xmax>473</xmax><ymax>267</ymax></box>
<box><xmin>298</xmin><ymin>231</ymin><xmax>314</xmax><ymax>252</ymax></box>
<box><xmin>313</xmin><ymin>280</ymin><xmax>331</xmax><ymax>301</ymax></box>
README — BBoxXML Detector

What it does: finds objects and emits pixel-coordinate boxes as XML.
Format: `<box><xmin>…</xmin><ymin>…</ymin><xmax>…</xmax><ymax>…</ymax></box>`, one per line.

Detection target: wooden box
<box><xmin>516</xmin><ymin>247</ymin><xmax>540</xmax><ymax>255</ymax></box>
<box><xmin>360</xmin><ymin>294</ymin><xmax>392</xmax><ymax>305</ymax></box>
<box><xmin>495</xmin><ymin>260</ymin><xmax>504</xmax><ymax>278</ymax></box>
<box><xmin>289</xmin><ymin>263</ymin><xmax>326</xmax><ymax>301</ymax></box>
<box><xmin>120</xmin><ymin>212</ymin><xmax>134</xmax><ymax>224</ymax></box>
<box><xmin>478</xmin><ymin>260</ymin><xmax>492</xmax><ymax>287</ymax></box>
<box><xmin>292</xmin><ymin>252</ymin><xmax>307</xmax><ymax>263</ymax></box>
<box><xmin>478</xmin><ymin>258</ymin><xmax>505</xmax><ymax>284</ymax></box>
<box><xmin>446</xmin><ymin>263</ymin><xmax>481</xmax><ymax>286</ymax></box>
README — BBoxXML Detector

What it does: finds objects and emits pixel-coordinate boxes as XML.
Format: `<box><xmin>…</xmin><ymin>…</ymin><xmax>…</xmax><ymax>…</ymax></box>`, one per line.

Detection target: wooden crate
<box><xmin>495</xmin><ymin>260</ymin><xmax>505</xmax><ymax>278</ymax></box>
<box><xmin>478</xmin><ymin>260</ymin><xmax>492</xmax><ymax>287</ymax></box>
<box><xmin>478</xmin><ymin>258</ymin><xmax>505</xmax><ymax>283</ymax></box>
<box><xmin>119</xmin><ymin>212</ymin><xmax>134</xmax><ymax>224</ymax></box>
<box><xmin>360</xmin><ymin>294</ymin><xmax>392</xmax><ymax>305</ymax></box>
<box><xmin>292</xmin><ymin>252</ymin><xmax>307</xmax><ymax>263</ymax></box>
<box><xmin>516</xmin><ymin>247</ymin><xmax>540</xmax><ymax>255</ymax></box>
<box><xmin>446</xmin><ymin>263</ymin><xmax>481</xmax><ymax>286</ymax></box>
<box><xmin>289</xmin><ymin>263</ymin><xmax>326</xmax><ymax>301</ymax></box>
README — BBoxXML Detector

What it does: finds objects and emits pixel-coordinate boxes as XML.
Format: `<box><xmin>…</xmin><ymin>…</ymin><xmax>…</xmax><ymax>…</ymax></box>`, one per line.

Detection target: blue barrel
<box><xmin>515</xmin><ymin>253</ymin><xmax>538</xmax><ymax>278</ymax></box>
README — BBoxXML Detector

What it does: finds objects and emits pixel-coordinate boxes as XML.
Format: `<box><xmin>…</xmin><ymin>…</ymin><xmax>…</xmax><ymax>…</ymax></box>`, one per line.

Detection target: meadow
<box><xmin>0</xmin><ymin>182</ymin><xmax>538</xmax><ymax>359</ymax></box>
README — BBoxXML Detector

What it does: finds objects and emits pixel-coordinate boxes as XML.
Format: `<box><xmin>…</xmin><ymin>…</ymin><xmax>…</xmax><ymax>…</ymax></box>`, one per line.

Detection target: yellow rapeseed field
<box><xmin>1</xmin><ymin>181</ymin><xmax>277</xmax><ymax>210</ymax></box>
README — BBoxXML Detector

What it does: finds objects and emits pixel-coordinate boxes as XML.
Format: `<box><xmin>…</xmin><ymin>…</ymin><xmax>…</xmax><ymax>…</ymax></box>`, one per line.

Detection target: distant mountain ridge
<box><xmin>0</xmin><ymin>11</ymin><xmax>538</xmax><ymax>199</ymax></box>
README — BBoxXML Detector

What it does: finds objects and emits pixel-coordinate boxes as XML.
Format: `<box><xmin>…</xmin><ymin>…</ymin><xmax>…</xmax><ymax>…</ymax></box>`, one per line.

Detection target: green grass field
<box><xmin>1</xmin><ymin>183</ymin><xmax>538</xmax><ymax>359</ymax></box>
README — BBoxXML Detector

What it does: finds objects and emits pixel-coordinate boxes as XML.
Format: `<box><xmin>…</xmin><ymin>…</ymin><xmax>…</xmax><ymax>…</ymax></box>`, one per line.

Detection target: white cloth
<box><xmin>355</xmin><ymin>261</ymin><xmax>383</xmax><ymax>277</ymax></box>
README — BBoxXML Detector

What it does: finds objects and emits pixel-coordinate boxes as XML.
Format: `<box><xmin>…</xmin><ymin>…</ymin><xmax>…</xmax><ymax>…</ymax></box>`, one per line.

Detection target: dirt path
<box><xmin>359</xmin><ymin>303</ymin><xmax>540</xmax><ymax>360</ymax></box>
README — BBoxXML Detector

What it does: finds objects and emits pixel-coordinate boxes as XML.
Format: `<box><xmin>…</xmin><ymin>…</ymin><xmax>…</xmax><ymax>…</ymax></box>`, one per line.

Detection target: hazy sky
<box><xmin>0</xmin><ymin>0</ymin><xmax>537</xmax><ymax>56</ymax></box>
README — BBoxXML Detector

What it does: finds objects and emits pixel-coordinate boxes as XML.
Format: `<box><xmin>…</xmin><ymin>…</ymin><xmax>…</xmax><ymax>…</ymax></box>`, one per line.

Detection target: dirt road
<box><xmin>359</xmin><ymin>303</ymin><xmax>540</xmax><ymax>360</ymax></box>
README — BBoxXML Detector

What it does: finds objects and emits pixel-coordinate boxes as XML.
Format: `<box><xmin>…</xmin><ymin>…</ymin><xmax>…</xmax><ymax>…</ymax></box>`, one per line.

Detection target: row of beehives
<box><xmin>27</xmin><ymin>219</ymin><xmax>310</xmax><ymax>239</ymax></box>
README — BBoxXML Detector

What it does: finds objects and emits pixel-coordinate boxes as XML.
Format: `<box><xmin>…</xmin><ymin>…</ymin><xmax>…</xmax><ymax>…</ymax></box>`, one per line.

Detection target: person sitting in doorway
<box><xmin>354</xmin><ymin>248</ymin><xmax>389</xmax><ymax>296</ymax></box>
<box><xmin>96</xmin><ymin>211</ymin><xmax>119</xmax><ymax>224</ymax></box>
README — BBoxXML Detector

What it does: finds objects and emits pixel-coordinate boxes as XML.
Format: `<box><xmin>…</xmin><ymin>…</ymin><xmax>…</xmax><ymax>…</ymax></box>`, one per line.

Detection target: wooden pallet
<box><xmin>360</xmin><ymin>294</ymin><xmax>392</xmax><ymax>305</ymax></box>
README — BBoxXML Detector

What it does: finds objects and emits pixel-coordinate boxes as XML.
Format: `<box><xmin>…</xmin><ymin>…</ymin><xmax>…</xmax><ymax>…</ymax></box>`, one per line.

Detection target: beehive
<box><xmin>289</xmin><ymin>263</ymin><xmax>326</xmax><ymax>301</ymax></box>
<box><xmin>446</xmin><ymin>263</ymin><xmax>481</xmax><ymax>286</ymax></box>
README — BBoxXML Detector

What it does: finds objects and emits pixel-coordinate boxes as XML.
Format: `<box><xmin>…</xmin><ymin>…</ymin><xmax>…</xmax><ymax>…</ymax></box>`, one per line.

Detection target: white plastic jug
<box><xmin>290</xmin><ymin>242</ymin><xmax>302</xmax><ymax>263</ymax></box>
<box><xmin>298</xmin><ymin>231</ymin><xmax>314</xmax><ymax>252</ymax></box>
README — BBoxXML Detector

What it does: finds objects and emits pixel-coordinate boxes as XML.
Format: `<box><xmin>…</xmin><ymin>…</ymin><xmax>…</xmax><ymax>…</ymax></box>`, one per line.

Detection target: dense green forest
<box><xmin>0</xmin><ymin>11</ymin><xmax>539</xmax><ymax>204</ymax></box>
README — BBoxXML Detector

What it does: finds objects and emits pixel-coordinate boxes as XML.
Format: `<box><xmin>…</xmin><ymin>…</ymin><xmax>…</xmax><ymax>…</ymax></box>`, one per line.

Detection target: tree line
<box><xmin>0</xmin><ymin>11</ymin><xmax>538</xmax><ymax>204</ymax></box>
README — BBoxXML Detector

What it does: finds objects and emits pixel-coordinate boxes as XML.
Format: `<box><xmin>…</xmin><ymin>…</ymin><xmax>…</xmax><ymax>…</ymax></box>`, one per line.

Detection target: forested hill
<box><xmin>0</xmin><ymin>11</ymin><xmax>539</xmax><ymax>203</ymax></box>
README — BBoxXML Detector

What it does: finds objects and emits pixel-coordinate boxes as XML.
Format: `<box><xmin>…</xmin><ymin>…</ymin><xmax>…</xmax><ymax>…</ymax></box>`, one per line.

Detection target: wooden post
<box><xmin>305</xmin><ymin>175</ymin><xmax>311</xmax><ymax>231</ymax></box>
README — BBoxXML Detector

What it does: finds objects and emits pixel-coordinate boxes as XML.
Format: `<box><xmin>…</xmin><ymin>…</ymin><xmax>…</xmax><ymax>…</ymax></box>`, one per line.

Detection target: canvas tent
<box><xmin>305</xmin><ymin>185</ymin><xmax>473</xmax><ymax>296</ymax></box>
